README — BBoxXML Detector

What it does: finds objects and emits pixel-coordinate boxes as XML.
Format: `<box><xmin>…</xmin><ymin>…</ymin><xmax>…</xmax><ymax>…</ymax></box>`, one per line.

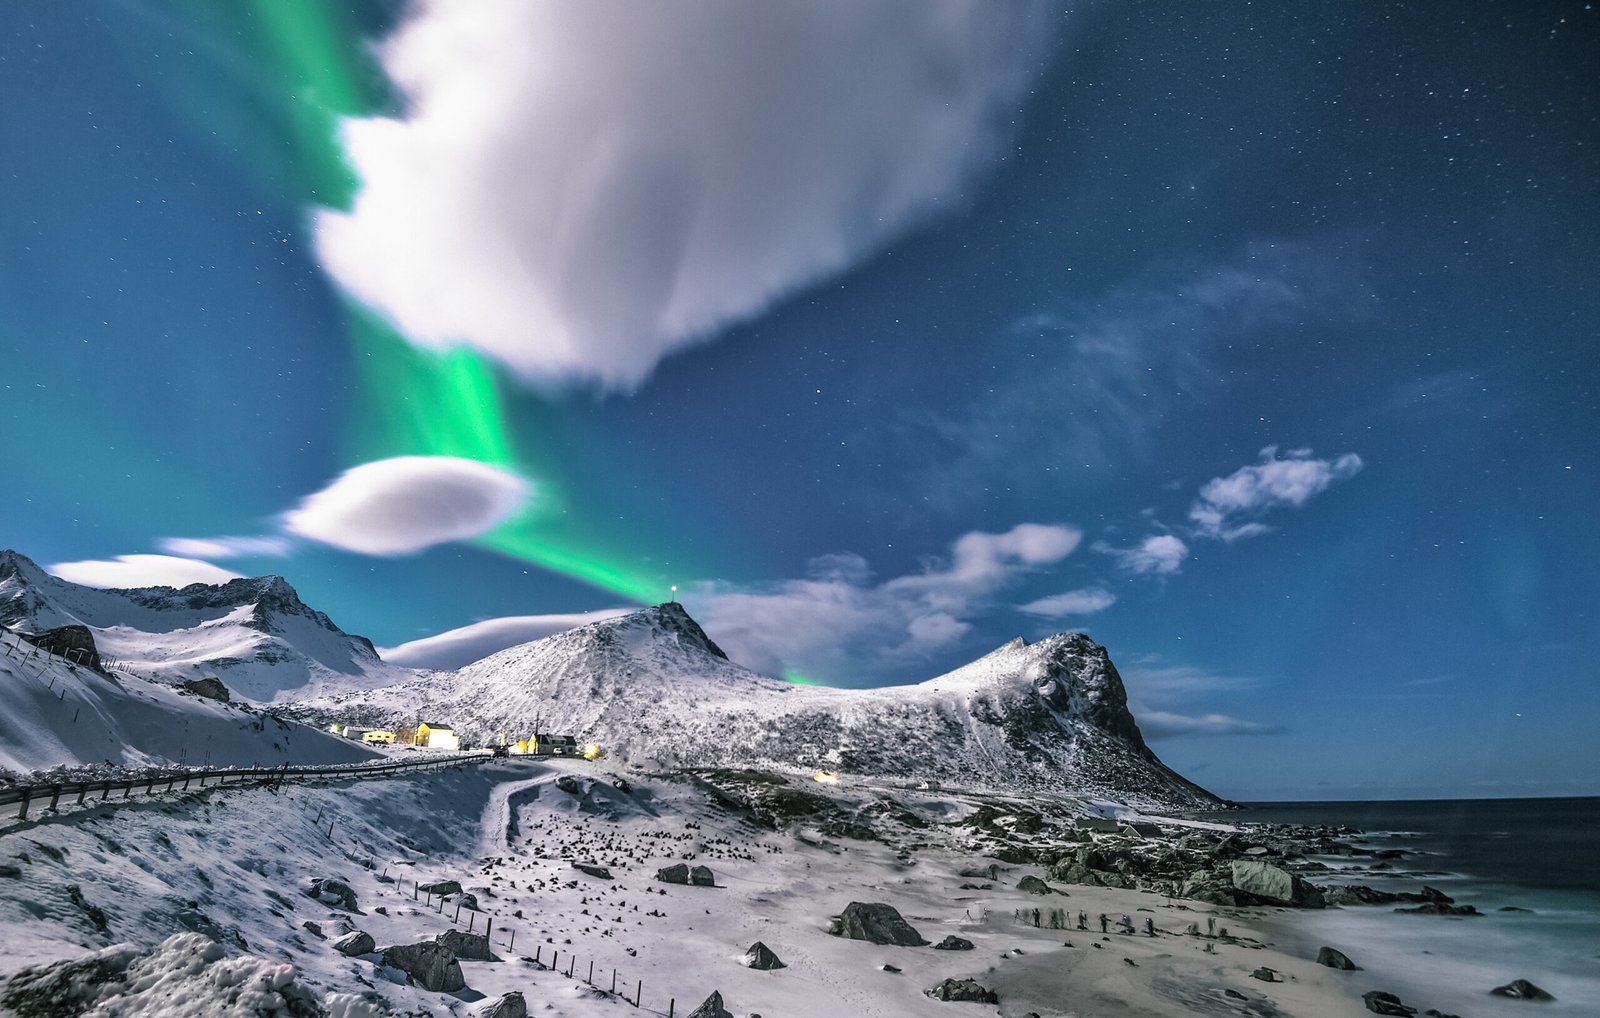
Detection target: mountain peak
<box><xmin>611</xmin><ymin>601</ymin><xmax>729</xmax><ymax>661</ymax></box>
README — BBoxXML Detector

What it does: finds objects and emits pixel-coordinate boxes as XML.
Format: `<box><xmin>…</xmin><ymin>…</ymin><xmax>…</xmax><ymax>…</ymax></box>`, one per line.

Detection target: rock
<box><xmin>690</xmin><ymin>864</ymin><xmax>716</xmax><ymax>887</ymax></box>
<box><xmin>436</xmin><ymin>929</ymin><xmax>495</xmax><ymax>961</ymax></box>
<box><xmin>829</xmin><ymin>902</ymin><xmax>927</xmax><ymax>946</ymax></box>
<box><xmin>1363</xmin><ymin>990</ymin><xmax>1418</xmax><ymax>1015</ymax></box>
<box><xmin>685</xmin><ymin>990</ymin><xmax>734</xmax><ymax>1018</ymax></box>
<box><xmin>1251</xmin><ymin>967</ymin><xmax>1280</xmax><ymax>982</ymax></box>
<box><xmin>480</xmin><ymin>992</ymin><xmax>528</xmax><ymax>1018</ymax></box>
<box><xmin>1224</xmin><ymin>988</ymin><xmax>1247</xmax><ymax>1000</ymax></box>
<box><xmin>418</xmin><ymin>879</ymin><xmax>463</xmax><ymax>897</ymax></box>
<box><xmin>571</xmin><ymin>862</ymin><xmax>613</xmax><ymax>880</ymax></box>
<box><xmin>1489</xmin><ymin>978</ymin><xmax>1555</xmax><ymax>1001</ymax></box>
<box><xmin>882</xmin><ymin>963</ymin><xmax>901</xmax><ymax>973</ymax></box>
<box><xmin>612</xmin><ymin>778</ymin><xmax>633</xmax><ymax>794</ymax></box>
<box><xmin>0</xmin><ymin>865</ymin><xmax>19</xmax><ymax>879</ymax></box>
<box><xmin>556</xmin><ymin>775</ymin><xmax>583</xmax><ymax>795</ymax></box>
<box><xmin>333</xmin><ymin>930</ymin><xmax>375</xmax><ymax>956</ymax></box>
<box><xmin>1316</xmin><ymin>946</ymin><xmax>1360</xmax><ymax>970</ymax></box>
<box><xmin>931</xmin><ymin>935</ymin><xmax>975</xmax><ymax>951</ymax></box>
<box><xmin>306</xmin><ymin>876</ymin><xmax>358</xmax><ymax>912</ymax></box>
<box><xmin>1017</xmin><ymin>875</ymin><xmax>1055</xmax><ymax>895</ymax></box>
<box><xmin>382</xmin><ymin>941</ymin><xmax>465</xmax><ymax>993</ymax></box>
<box><xmin>1424</xmin><ymin>1011</ymin><xmax>1464</xmax><ymax>1018</ymax></box>
<box><xmin>178</xmin><ymin>676</ymin><xmax>230</xmax><ymax>702</ymax></box>
<box><xmin>742</xmin><ymin>941</ymin><xmax>785</xmax><ymax>970</ymax></box>
<box><xmin>1498</xmin><ymin>905</ymin><xmax>1534</xmax><ymax>913</ymax></box>
<box><xmin>1322</xmin><ymin>884</ymin><xmax>1400</xmax><ymax>906</ymax></box>
<box><xmin>1394</xmin><ymin>903</ymin><xmax>1480</xmax><ymax>916</ymax></box>
<box><xmin>18</xmin><ymin>625</ymin><xmax>102</xmax><ymax>671</ymax></box>
<box><xmin>1229</xmin><ymin>860</ymin><xmax>1324</xmax><ymax>908</ymax></box>
<box><xmin>457</xmin><ymin>892</ymin><xmax>480</xmax><ymax>911</ymax></box>
<box><xmin>657</xmin><ymin>863</ymin><xmax>690</xmax><ymax>884</ymax></box>
<box><xmin>301</xmin><ymin>921</ymin><xmax>324</xmax><ymax>939</ymax></box>
<box><xmin>925</xmin><ymin>978</ymin><xmax>999</xmax><ymax>1003</ymax></box>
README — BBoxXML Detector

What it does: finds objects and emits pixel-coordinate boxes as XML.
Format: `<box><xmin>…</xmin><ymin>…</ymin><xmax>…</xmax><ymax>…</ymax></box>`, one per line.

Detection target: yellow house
<box><xmin>416</xmin><ymin>722</ymin><xmax>460</xmax><ymax>751</ymax></box>
<box><xmin>361</xmin><ymin>729</ymin><xmax>396</xmax><ymax>745</ymax></box>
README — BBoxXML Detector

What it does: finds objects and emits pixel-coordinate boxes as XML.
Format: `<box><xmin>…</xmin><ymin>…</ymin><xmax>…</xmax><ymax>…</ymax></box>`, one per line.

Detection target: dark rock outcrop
<box><xmin>480</xmin><ymin>992</ymin><xmax>527</xmax><ymax>1018</ymax></box>
<box><xmin>1229</xmin><ymin>860</ymin><xmax>1324</xmax><ymax>908</ymax></box>
<box><xmin>436</xmin><ymin>929</ymin><xmax>494</xmax><ymax>962</ymax></box>
<box><xmin>925</xmin><ymin>978</ymin><xmax>1000</xmax><ymax>1003</ymax></box>
<box><xmin>932</xmin><ymin>935</ymin><xmax>975</xmax><ymax>951</ymax></box>
<box><xmin>382</xmin><ymin>941</ymin><xmax>465</xmax><ymax>993</ymax></box>
<box><xmin>1017</xmin><ymin>875</ymin><xmax>1055</xmax><ymax>895</ymax></box>
<box><xmin>742</xmin><ymin>941</ymin><xmax>785</xmax><ymax>970</ymax></box>
<box><xmin>332</xmin><ymin>930</ymin><xmax>375</xmax><ymax>956</ymax></box>
<box><xmin>179</xmin><ymin>676</ymin><xmax>230</xmax><ymax>702</ymax></box>
<box><xmin>1316</xmin><ymin>946</ymin><xmax>1360</xmax><ymax>970</ymax></box>
<box><xmin>1363</xmin><ymin>990</ymin><xmax>1418</xmax><ymax>1015</ymax></box>
<box><xmin>829</xmin><ymin>902</ymin><xmax>927</xmax><ymax>946</ymax></box>
<box><xmin>1394</xmin><ymin>902</ymin><xmax>1480</xmax><ymax>916</ymax></box>
<box><xmin>685</xmin><ymin>991</ymin><xmax>734</xmax><ymax>1018</ymax></box>
<box><xmin>571</xmin><ymin>862</ymin><xmax>613</xmax><ymax>880</ymax></box>
<box><xmin>1489</xmin><ymin>978</ymin><xmax>1555</xmax><ymax>1001</ymax></box>
<box><xmin>657</xmin><ymin>863</ymin><xmax>690</xmax><ymax>884</ymax></box>
<box><xmin>306</xmin><ymin>876</ymin><xmax>358</xmax><ymax>912</ymax></box>
<box><xmin>556</xmin><ymin>775</ymin><xmax>583</xmax><ymax>795</ymax></box>
<box><xmin>17</xmin><ymin>625</ymin><xmax>102</xmax><ymax>671</ymax></box>
<box><xmin>418</xmin><ymin>879</ymin><xmax>463</xmax><ymax>896</ymax></box>
<box><xmin>690</xmin><ymin>864</ymin><xmax>716</xmax><ymax>887</ymax></box>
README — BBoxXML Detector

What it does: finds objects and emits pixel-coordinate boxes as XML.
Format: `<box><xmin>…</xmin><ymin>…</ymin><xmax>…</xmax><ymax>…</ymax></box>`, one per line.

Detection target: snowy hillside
<box><xmin>0</xmin><ymin>550</ymin><xmax>411</xmax><ymax>703</ymax></box>
<box><xmin>0</xmin><ymin>626</ymin><xmax>376</xmax><ymax>776</ymax></box>
<box><xmin>302</xmin><ymin>603</ymin><xmax>1222</xmax><ymax>810</ymax></box>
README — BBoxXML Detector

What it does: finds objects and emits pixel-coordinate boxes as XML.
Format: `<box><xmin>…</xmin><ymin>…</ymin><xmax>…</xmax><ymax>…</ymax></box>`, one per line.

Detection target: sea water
<box><xmin>1234</xmin><ymin>798</ymin><xmax>1600</xmax><ymax>1015</ymax></box>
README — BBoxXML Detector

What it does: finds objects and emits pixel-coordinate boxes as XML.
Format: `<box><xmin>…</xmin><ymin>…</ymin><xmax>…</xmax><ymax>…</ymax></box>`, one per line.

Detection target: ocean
<box><xmin>1227</xmin><ymin>797</ymin><xmax>1600</xmax><ymax>1015</ymax></box>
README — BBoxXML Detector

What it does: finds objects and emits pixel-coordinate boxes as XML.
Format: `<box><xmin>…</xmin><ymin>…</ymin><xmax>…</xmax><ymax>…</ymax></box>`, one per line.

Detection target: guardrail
<box><xmin>0</xmin><ymin>752</ymin><xmax>493</xmax><ymax>824</ymax></box>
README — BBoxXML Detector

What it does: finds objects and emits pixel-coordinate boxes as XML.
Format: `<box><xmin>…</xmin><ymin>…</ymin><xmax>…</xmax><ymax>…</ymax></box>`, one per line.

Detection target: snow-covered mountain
<box><xmin>302</xmin><ymin>603</ymin><xmax>1222</xmax><ymax>809</ymax></box>
<box><xmin>0</xmin><ymin>550</ymin><xmax>409</xmax><ymax>703</ymax></box>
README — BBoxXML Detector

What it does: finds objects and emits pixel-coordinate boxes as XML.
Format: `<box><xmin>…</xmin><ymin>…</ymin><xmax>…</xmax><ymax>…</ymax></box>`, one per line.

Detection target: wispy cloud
<box><xmin>380</xmin><ymin>609</ymin><xmax>632</xmax><ymax>670</ymax></box>
<box><xmin>317</xmin><ymin>0</ymin><xmax>1057</xmax><ymax>390</ymax></box>
<box><xmin>1017</xmin><ymin>586</ymin><xmax>1116</xmax><ymax>618</ymax></box>
<box><xmin>688</xmin><ymin>522</ymin><xmax>1081</xmax><ymax>683</ymax></box>
<box><xmin>1189</xmin><ymin>446</ymin><xmax>1363</xmax><ymax>541</ymax></box>
<box><xmin>48</xmin><ymin>554</ymin><xmax>241</xmax><ymax>590</ymax></box>
<box><xmin>158</xmin><ymin>536</ymin><xmax>293</xmax><ymax>559</ymax></box>
<box><xmin>1137</xmin><ymin>710</ymin><xmax>1281</xmax><ymax>738</ymax></box>
<box><xmin>282</xmin><ymin>456</ymin><xmax>529</xmax><ymax>556</ymax></box>
<box><xmin>1103</xmin><ymin>534</ymin><xmax>1189</xmax><ymax>576</ymax></box>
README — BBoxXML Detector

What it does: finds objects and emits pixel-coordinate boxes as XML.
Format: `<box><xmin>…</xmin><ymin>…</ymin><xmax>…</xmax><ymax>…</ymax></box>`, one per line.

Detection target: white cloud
<box><xmin>48</xmin><ymin>554</ymin><xmax>241</xmax><ymax>590</ymax></box>
<box><xmin>282</xmin><ymin>456</ymin><xmax>529</xmax><ymax>556</ymax></box>
<box><xmin>1190</xmin><ymin>446</ymin><xmax>1363</xmax><ymax>540</ymax></box>
<box><xmin>1110</xmin><ymin>534</ymin><xmax>1188</xmax><ymax>576</ymax></box>
<box><xmin>380</xmin><ymin>609</ymin><xmax>631</xmax><ymax>669</ymax></box>
<box><xmin>687</xmin><ymin>522</ymin><xmax>1081</xmax><ymax>682</ymax></box>
<box><xmin>1136</xmin><ymin>710</ymin><xmax>1280</xmax><ymax>738</ymax></box>
<box><xmin>316</xmin><ymin>0</ymin><xmax>1057</xmax><ymax>390</ymax></box>
<box><xmin>158</xmin><ymin>536</ymin><xmax>294</xmax><ymax>559</ymax></box>
<box><xmin>1018</xmin><ymin>587</ymin><xmax>1116</xmax><ymax>618</ymax></box>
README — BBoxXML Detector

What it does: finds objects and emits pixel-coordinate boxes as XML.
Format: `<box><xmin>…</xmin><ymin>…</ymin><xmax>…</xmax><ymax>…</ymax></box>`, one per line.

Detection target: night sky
<box><xmin>4</xmin><ymin>2</ymin><xmax>1596</xmax><ymax>800</ymax></box>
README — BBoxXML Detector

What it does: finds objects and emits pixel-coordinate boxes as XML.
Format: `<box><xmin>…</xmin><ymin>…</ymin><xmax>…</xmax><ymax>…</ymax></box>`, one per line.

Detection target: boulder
<box><xmin>742</xmin><ymin>941</ymin><xmax>785</xmax><ymax>970</ymax></box>
<box><xmin>931</xmin><ymin>935</ymin><xmax>975</xmax><ymax>951</ymax></box>
<box><xmin>1229</xmin><ymin>860</ymin><xmax>1324</xmax><ymax>908</ymax></box>
<box><xmin>572</xmin><ymin>862</ymin><xmax>613</xmax><ymax>880</ymax></box>
<box><xmin>306</xmin><ymin>876</ymin><xmax>358</xmax><ymax>912</ymax></box>
<box><xmin>19</xmin><ymin>625</ymin><xmax>102</xmax><ymax>671</ymax></box>
<box><xmin>1362</xmin><ymin>990</ymin><xmax>1418</xmax><ymax>1016</ymax></box>
<box><xmin>436</xmin><ymin>929</ymin><xmax>495</xmax><ymax>962</ymax></box>
<box><xmin>1394</xmin><ymin>903</ymin><xmax>1480</xmax><ymax>916</ymax></box>
<box><xmin>925</xmin><ymin>978</ymin><xmax>999</xmax><ymax>1003</ymax></box>
<box><xmin>418</xmin><ymin>879</ymin><xmax>463</xmax><ymax>897</ymax></box>
<box><xmin>0</xmin><ymin>865</ymin><xmax>19</xmax><ymax>879</ymax></box>
<box><xmin>1488</xmin><ymin>978</ymin><xmax>1555</xmax><ymax>1001</ymax></box>
<box><xmin>480</xmin><ymin>992</ymin><xmax>527</xmax><ymax>1018</ymax></box>
<box><xmin>657</xmin><ymin>863</ymin><xmax>690</xmax><ymax>884</ymax></box>
<box><xmin>1017</xmin><ymin>875</ymin><xmax>1055</xmax><ymax>895</ymax></box>
<box><xmin>686</xmin><ymin>991</ymin><xmax>734</xmax><ymax>1018</ymax></box>
<box><xmin>332</xmin><ymin>930</ymin><xmax>375</xmax><ymax>956</ymax></box>
<box><xmin>382</xmin><ymin>941</ymin><xmax>465</xmax><ymax>993</ymax></box>
<box><xmin>829</xmin><ymin>902</ymin><xmax>927</xmax><ymax>946</ymax></box>
<box><xmin>612</xmin><ymin>778</ymin><xmax>633</xmax><ymax>794</ymax></box>
<box><xmin>457</xmin><ymin>892</ymin><xmax>481</xmax><ymax>911</ymax></box>
<box><xmin>690</xmin><ymin>865</ymin><xmax>716</xmax><ymax>887</ymax></box>
<box><xmin>1316</xmin><ymin>946</ymin><xmax>1360</xmax><ymax>970</ymax></box>
<box><xmin>1251</xmin><ymin>967</ymin><xmax>1281</xmax><ymax>982</ymax></box>
<box><xmin>556</xmin><ymin>775</ymin><xmax>583</xmax><ymax>795</ymax></box>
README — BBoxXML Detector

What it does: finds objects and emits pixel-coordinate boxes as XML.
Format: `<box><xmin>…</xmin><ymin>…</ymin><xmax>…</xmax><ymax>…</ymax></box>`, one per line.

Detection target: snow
<box><xmin>0</xmin><ymin>627</ymin><xmax>376</xmax><ymax>777</ymax></box>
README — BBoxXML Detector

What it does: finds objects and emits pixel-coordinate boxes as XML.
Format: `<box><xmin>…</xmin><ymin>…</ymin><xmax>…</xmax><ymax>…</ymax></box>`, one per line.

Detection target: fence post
<box><xmin>508</xmin><ymin>928</ymin><xmax>515</xmax><ymax>952</ymax></box>
<box><xmin>669</xmin><ymin>1000</ymin><xmax>675</xmax><ymax>1018</ymax></box>
<box><xmin>469</xmin><ymin>912</ymin><xmax>475</xmax><ymax>933</ymax></box>
<box><xmin>635</xmin><ymin>980</ymin><xmax>641</xmax><ymax>1008</ymax></box>
<box><xmin>47</xmin><ymin>785</ymin><xmax>62</xmax><ymax>813</ymax></box>
<box><xmin>76</xmin><ymin>785</ymin><xmax>88</xmax><ymax>806</ymax></box>
<box><xmin>486</xmin><ymin>917</ymin><xmax>493</xmax><ymax>940</ymax></box>
<box><xmin>587</xmin><ymin>960</ymin><xmax>593</xmax><ymax>983</ymax></box>
<box><xmin>17</xmin><ymin>787</ymin><xmax>29</xmax><ymax>820</ymax></box>
<box><xmin>611</xmin><ymin>970</ymin><xmax>616</xmax><ymax>994</ymax></box>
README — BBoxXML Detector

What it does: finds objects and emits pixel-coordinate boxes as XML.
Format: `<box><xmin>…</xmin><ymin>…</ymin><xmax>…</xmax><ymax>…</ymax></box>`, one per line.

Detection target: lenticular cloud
<box><xmin>316</xmin><ymin>0</ymin><xmax>1057</xmax><ymax>389</ymax></box>
<box><xmin>282</xmin><ymin>456</ymin><xmax>529</xmax><ymax>556</ymax></box>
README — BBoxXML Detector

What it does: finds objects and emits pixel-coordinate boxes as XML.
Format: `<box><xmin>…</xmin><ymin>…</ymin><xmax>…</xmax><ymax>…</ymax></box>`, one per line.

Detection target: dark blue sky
<box><xmin>3</xmin><ymin>2</ymin><xmax>1596</xmax><ymax>799</ymax></box>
